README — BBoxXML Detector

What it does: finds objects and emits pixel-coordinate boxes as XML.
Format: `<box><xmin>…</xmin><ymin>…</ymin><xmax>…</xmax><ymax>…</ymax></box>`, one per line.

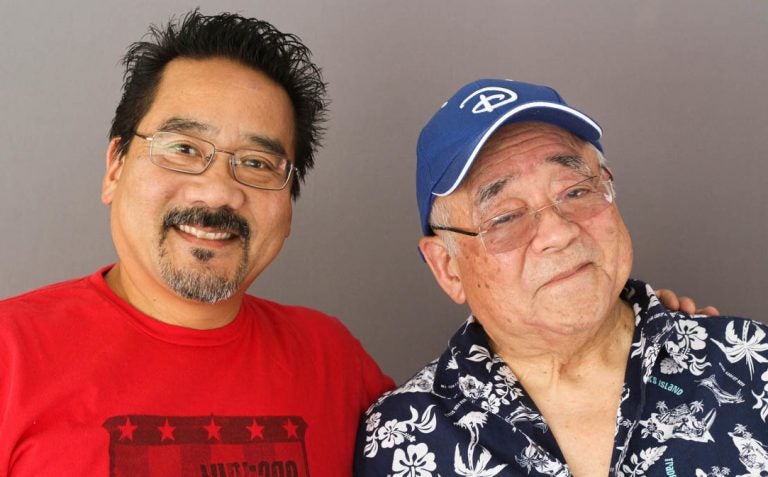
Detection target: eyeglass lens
<box><xmin>147</xmin><ymin>131</ymin><xmax>290</xmax><ymax>190</ymax></box>
<box><xmin>480</xmin><ymin>176</ymin><xmax>614</xmax><ymax>254</ymax></box>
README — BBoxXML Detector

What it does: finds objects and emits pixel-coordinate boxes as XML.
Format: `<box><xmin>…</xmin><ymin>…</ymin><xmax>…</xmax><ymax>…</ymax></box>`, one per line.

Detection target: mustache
<box><xmin>162</xmin><ymin>207</ymin><xmax>251</xmax><ymax>239</ymax></box>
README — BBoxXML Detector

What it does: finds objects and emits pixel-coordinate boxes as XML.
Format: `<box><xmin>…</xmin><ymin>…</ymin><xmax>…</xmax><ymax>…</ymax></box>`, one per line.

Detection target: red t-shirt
<box><xmin>0</xmin><ymin>267</ymin><xmax>394</xmax><ymax>476</ymax></box>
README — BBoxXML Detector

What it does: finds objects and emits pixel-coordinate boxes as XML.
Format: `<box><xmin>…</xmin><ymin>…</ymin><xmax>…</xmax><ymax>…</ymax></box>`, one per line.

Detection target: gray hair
<box><xmin>429</xmin><ymin>198</ymin><xmax>459</xmax><ymax>257</ymax></box>
<box><xmin>594</xmin><ymin>145</ymin><xmax>607</xmax><ymax>167</ymax></box>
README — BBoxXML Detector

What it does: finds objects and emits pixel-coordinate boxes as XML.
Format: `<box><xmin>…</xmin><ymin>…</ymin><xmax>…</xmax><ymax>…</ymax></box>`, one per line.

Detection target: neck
<box><xmin>489</xmin><ymin>301</ymin><xmax>636</xmax><ymax>477</ymax></box>
<box><xmin>104</xmin><ymin>262</ymin><xmax>243</xmax><ymax>330</ymax></box>
<box><xmin>488</xmin><ymin>300</ymin><xmax>635</xmax><ymax>390</ymax></box>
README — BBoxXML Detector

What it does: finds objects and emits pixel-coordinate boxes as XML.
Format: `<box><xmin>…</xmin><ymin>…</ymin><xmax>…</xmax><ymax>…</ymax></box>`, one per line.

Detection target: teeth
<box><xmin>178</xmin><ymin>224</ymin><xmax>234</xmax><ymax>241</ymax></box>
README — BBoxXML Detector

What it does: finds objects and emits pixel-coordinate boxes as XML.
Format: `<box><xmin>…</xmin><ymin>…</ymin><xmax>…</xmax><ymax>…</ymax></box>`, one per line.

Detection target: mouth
<box><xmin>543</xmin><ymin>262</ymin><xmax>591</xmax><ymax>287</ymax></box>
<box><xmin>178</xmin><ymin>224</ymin><xmax>236</xmax><ymax>241</ymax></box>
<box><xmin>163</xmin><ymin>207</ymin><xmax>251</xmax><ymax>246</ymax></box>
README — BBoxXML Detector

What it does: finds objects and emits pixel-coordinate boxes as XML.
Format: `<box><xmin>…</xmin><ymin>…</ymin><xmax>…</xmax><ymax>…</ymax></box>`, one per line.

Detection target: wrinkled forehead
<box><xmin>461</xmin><ymin>122</ymin><xmax>597</xmax><ymax>192</ymax></box>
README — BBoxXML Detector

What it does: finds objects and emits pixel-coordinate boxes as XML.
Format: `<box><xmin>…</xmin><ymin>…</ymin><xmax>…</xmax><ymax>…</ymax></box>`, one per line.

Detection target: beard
<box><xmin>157</xmin><ymin>207</ymin><xmax>251</xmax><ymax>304</ymax></box>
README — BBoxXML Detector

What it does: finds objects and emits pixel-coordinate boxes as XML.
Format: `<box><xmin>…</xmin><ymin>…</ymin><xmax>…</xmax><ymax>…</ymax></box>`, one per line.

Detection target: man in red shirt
<box><xmin>0</xmin><ymin>10</ymin><xmax>393</xmax><ymax>476</ymax></box>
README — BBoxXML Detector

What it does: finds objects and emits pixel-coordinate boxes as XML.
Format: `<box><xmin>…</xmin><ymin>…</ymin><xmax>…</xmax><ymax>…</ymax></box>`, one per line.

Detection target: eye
<box><xmin>165</xmin><ymin>141</ymin><xmax>201</xmax><ymax>157</ymax></box>
<box><xmin>238</xmin><ymin>155</ymin><xmax>279</xmax><ymax>172</ymax></box>
<box><xmin>487</xmin><ymin>209</ymin><xmax>526</xmax><ymax>230</ymax></box>
<box><xmin>561</xmin><ymin>178</ymin><xmax>599</xmax><ymax>201</ymax></box>
<box><xmin>563</xmin><ymin>186</ymin><xmax>594</xmax><ymax>200</ymax></box>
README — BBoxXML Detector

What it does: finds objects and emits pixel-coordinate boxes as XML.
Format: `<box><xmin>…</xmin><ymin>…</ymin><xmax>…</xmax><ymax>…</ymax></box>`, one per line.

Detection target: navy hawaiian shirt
<box><xmin>354</xmin><ymin>279</ymin><xmax>768</xmax><ymax>476</ymax></box>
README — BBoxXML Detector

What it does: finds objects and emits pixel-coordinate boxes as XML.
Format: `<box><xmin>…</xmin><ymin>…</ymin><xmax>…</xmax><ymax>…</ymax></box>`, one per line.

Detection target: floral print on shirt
<box><xmin>354</xmin><ymin>279</ymin><xmax>768</xmax><ymax>476</ymax></box>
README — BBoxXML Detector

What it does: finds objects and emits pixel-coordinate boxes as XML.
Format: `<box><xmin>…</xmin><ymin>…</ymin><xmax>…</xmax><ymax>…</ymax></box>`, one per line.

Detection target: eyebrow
<box><xmin>547</xmin><ymin>155</ymin><xmax>592</xmax><ymax>176</ymax></box>
<box><xmin>245</xmin><ymin>135</ymin><xmax>288</xmax><ymax>158</ymax></box>
<box><xmin>475</xmin><ymin>176</ymin><xmax>513</xmax><ymax>208</ymax></box>
<box><xmin>472</xmin><ymin>155</ymin><xmax>591</xmax><ymax>208</ymax></box>
<box><xmin>157</xmin><ymin>117</ymin><xmax>214</xmax><ymax>135</ymax></box>
<box><xmin>156</xmin><ymin>117</ymin><xmax>288</xmax><ymax>158</ymax></box>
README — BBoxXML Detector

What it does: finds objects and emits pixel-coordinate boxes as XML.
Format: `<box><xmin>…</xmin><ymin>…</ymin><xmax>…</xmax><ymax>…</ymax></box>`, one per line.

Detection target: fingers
<box><xmin>677</xmin><ymin>296</ymin><xmax>697</xmax><ymax>315</ymax></box>
<box><xmin>695</xmin><ymin>305</ymin><xmax>720</xmax><ymax>316</ymax></box>
<box><xmin>655</xmin><ymin>288</ymin><xmax>680</xmax><ymax>311</ymax></box>
<box><xmin>655</xmin><ymin>288</ymin><xmax>720</xmax><ymax>316</ymax></box>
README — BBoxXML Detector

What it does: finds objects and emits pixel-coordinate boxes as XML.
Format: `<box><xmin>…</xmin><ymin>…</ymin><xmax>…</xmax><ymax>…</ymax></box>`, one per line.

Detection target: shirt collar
<box><xmin>433</xmin><ymin>279</ymin><xmax>677</xmax><ymax>400</ymax></box>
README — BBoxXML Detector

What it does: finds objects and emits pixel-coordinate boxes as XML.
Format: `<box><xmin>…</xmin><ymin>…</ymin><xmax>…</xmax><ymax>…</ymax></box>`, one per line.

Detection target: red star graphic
<box><xmin>118</xmin><ymin>417</ymin><xmax>138</xmax><ymax>441</ymax></box>
<box><xmin>204</xmin><ymin>417</ymin><xmax>222</xmax><ymax>441</ymax></box>
<box><xmin>247</xmin><ymin>419</ymin><xmax>265</xmax><ymax>440</ymax></box>
<box><xmin>282</xmin><ymin>419</ymin><xmax>299</xmax><ymax>439</ymax></box>
<box><xmin>158</xmin><ymin>418</ymin><xmax>176</xmax><ymax>442</ymax></box>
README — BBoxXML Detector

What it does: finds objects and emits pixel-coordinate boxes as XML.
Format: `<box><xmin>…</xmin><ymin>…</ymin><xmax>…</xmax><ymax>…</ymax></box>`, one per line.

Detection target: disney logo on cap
<box><xmin>459</xmin><ymin>87</ymin><xmax>518</xmax><ymax>114</ymax></box>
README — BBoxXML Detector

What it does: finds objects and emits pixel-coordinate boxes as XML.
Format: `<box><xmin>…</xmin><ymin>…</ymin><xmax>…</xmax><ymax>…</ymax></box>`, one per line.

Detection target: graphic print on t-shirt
<box><xmin>103</xmin><ymin>415</ymin><xmax>309</xmax><ymax>476</ymax></box>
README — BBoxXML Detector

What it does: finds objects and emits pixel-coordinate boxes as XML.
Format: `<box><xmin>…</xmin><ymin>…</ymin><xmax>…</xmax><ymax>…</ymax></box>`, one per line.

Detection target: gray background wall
<box><xmin>1</xmin><ymin>0</ymin><xmax>766</xmax><ymax>383</ymax></box>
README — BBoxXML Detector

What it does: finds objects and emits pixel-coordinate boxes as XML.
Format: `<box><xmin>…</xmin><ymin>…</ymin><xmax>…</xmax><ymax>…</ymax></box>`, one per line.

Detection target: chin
<box><xmin>534</xmin><ymin>292</ymin><xmax>613</xmax><ymax>334</ymax></box>
<box><xmin>535</xmin><ymin>306</ymin><xmax>607</xmax><ymax>335</ymax></box>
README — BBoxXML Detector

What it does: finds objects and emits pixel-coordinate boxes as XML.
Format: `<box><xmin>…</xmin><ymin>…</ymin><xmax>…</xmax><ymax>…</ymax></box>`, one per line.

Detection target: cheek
<box><xmin>118</xmin><ymin>162</ymin><xmax>177</xmax><ymax>202</ymax></box>
<box><xmin>273</xmin><ymin>196</ymin><xmax>293</xmax><ymax>230</ymax></box>
<box><xmin>118</xmin><ymin>184</ymin><xmax>169</xmax><ymax>229</ymax></box>
<box><xmin>247</xmin><ymin>197</ymin><xmax>293</xmax><ymax>246</ymax></box>
<box><xmin>614</xmin><ymin>224</ymin><xmax>634</xmax><ymax>278</ymax></box>
<box><xmin>595</xmin><ymin>211</ymin><xmax>633</xmax><ymax>280</ymax></box>
<box><xmin>461</xmin><ymin>248</ymin><xmax>523</xmax><ymax>296</ymax></box>
<box><xmin>111</xmin><ymin>170</ymin><xmax>183</xmax><ymax>239</ymax></box>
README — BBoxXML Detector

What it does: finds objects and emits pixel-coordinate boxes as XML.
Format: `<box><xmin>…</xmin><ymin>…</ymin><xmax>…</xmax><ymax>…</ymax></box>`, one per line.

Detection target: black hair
<box><xmin>109</xmin><ymin>9</ymin><xmax>327</xmax><ymax>198</ymax></box>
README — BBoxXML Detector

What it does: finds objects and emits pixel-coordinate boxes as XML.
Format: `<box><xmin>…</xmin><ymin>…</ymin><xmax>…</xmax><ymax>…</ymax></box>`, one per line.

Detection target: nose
<box><xmin>180</xmin><ymin>152</ymin><xmax>246</xmax><ymax>210</ymax></box>
<box><xmin>528</xmin><ymin>203</ymin><xmax>580</xmax><ymax>253</ymax></box>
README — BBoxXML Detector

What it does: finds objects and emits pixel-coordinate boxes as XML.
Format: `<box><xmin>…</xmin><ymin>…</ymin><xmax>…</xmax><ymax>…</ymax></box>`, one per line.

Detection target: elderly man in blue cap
<box><xmin>354</xmin><ymin>79</ymin><xmax>768</xmax><ymax>476</ymax></box>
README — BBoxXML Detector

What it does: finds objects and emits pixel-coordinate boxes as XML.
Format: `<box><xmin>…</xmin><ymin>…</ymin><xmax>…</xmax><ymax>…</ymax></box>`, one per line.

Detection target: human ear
<box><xmin>419</xmin><ymin>235</ymin><xmax>466</xmax><ymax>305</ymax></box>
<box><xmin>101</xmin><ymin>137</ymin><xmax>125</xmax><ymax>205</ymax></box>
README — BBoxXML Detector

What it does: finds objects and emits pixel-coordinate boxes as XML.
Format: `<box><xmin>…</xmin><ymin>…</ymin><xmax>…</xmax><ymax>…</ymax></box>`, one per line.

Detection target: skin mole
<box><xmin>192</xmin><ymin>248</ymin><xmax>215</xmax><ymax>262</ymax></box>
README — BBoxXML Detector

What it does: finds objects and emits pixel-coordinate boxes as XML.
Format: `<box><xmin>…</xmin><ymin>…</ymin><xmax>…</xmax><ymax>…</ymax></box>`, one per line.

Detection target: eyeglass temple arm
<box><xmin>430</xmin><ymin>225</ymin><xmax>480</xmax><ymax>237</ymax></box>
<box><xmin>600</xmin><ymin>165</ymin><xmax>614</xmax><ymax>182</ymax></box>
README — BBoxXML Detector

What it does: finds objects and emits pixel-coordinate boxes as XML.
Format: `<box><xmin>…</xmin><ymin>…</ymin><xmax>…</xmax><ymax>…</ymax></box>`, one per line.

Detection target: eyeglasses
<box><xmin>431</xmin><ymin>172</ymin><xmax>616</xmax><ymax>254</ymax></box>
<box><xmin>134</xmin><ymin>131</ymin><xmax>294</xmax><ymax>191</ymax></box>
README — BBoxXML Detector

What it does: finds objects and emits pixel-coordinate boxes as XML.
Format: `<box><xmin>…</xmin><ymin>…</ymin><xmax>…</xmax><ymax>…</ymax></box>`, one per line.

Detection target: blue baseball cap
<box><xmin>417</xmin><ymin>79</ymin><xmax>603</xmax><ymax>236</ymax></box>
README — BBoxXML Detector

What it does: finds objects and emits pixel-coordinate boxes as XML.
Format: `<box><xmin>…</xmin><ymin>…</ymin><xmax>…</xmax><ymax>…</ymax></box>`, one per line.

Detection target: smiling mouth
<box><xmin>177</xmin><ymin>224</ymin><xmax>236</xmax><ymax>241</ymax></box>
<box><xmin>163</xmin><ymin>207</ymin><xmax>251</xmax><ymax>244</ymax></box>
<box><xmin>545</xmin><ymin>262</ymin><xmax>591</xmax><ymax>286</ymax></box>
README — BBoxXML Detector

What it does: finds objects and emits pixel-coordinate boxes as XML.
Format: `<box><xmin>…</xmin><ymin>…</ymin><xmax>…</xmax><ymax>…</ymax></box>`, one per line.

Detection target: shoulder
<box><xmin>0</xmin><ymin>274</ymin><xmax>104</xmax><ymax>365</ymax></box>
<box><xmin>672</xmin><ymin>313</ymin><xmax>768</xmax><ymax>339</ymax></box>
<box><xmin>696</xmin><ymin>314</ymin><xmax>768</xmax><ymax>353</ymax></box>
<box><xmin>355</xmin><ymin>360</ymin><xmax>457</xmax><ymax>472</ymax></box>
<box><xmin>242</xmin><ymin>294</ymin><xmax>357</xmax><ymax>340</ymax></box>
<box><xmin>364</xmin><ymin>361</ymin><xmax>441</xmax><ymax>421</ymax></box>
<box><xmin>663</xmin><ymin>313</ymin><xmax>768</xmax><ymax>384</ymax></box>
<box><xmin>243</xmin><ymin>294</ymin><xmax>395</xmax><ymax>401</ymax></box>
<box><xmin>241</xmin><ymin>295</ymin><xmax>379</xmax><ymax>369</ymax></box>
<box><xmin>0</xmin><ymin>274</ymin><xmax>96</xmax><ymax>320</ymax></box>
<box><xmin>627</xmin><ymin>280</ymin><xmax>768</xmax><ymax>369</ymax></box>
